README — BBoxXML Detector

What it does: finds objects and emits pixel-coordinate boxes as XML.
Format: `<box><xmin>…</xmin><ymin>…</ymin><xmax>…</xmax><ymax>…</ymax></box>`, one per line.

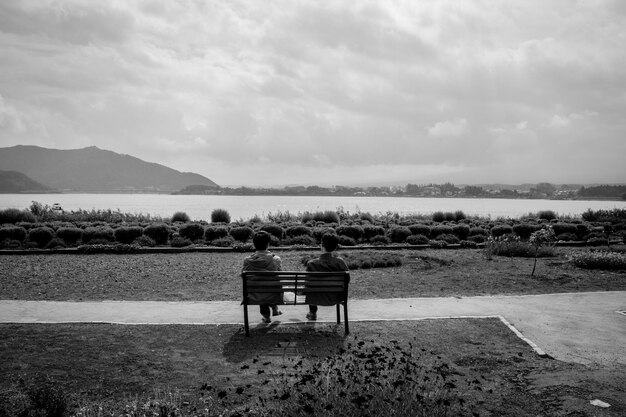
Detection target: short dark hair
<box><xmin>252</xmin><ymin>231</ymin><xmax>271</xmax><ymax>250</ymax></box>
<box><xmin>321</xmin><ymin>233</ymin><xmax>339</xmax><ymax>252</ymax></box>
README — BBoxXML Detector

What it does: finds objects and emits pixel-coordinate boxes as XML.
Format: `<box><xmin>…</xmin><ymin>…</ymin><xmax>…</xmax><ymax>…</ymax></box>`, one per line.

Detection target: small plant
<box><xmin>537</xmin><ymin>210</ymin><xmax>558</xmax><ymax>221</ymax></box>
<box><xmin>387</xmin><ymin>226</ymin><xmax>411</xmax><ymax>243</ymax></box>
<box><xmin>211</xmin><ymin>208</ymin><xmax>231</xmax><ymax>223</ymax></box>
<box><xmin>569</xmin><ymin>250</ymin><xmax>626</xmax><ymax>270</ymax></box>
<box><xmin>432</xmin><ymin>211</ymin><xmax>445</xmax><ymax>222</ymax></box>
<box><xmin>134</xmin><ymin>235</ymin><xmax>156</xmax><ymax>247</ymax></box>
<box><xmin>406</xmin><ymin>234</ymin><xmax>429</xmax><ymax>245</ymax></box>
<box><xmin>529</xmin><ymin>225</ymin><xmax>556</xmax><ymax>276</ymax></box>
<box><xmin>56</xmin><ymin>227</ymin><xmax>83</xmax><ymax>245</ymax></box>
<box><xmin>286</xmin><ymin>225</ymin><xmax>312</xmax><ymax>238</ymax></box>
<box><xmin>363</xmin><ymin>225</ymin><xmax>385</xmax><ymax>241</ymax></box>
<box><xmin>452</xmin><ymin>224</ymin><xmax>470</xmax><ymax>240</ymax></box>
<box><xmin>205</xmin><ymin>226</ymin><xmax>229</xmax><ymax>242</ymax></box>
<box><xmin>338</xmin><ymin>235</ymin><xmax>356</xmax><ymax>246</ymax></box>
<box><xmin>370</xmin><ymin>235</ymin><xmax>391</xmax><ymax>246</ymax></box>
<box><xmin>210</xmin><ymin>236</ymin><xmax>235</xmax><ymax>247</ymax></box>
<box><xmin>171</xmin><ymin>211</ymin><xmax>191</xmax><ymax>223</ymax></box>
<box><xmin>170</xmin><ymin>235</ymin><xmax>193</xmax><ymax>247</ymax></box>
<box><xmin>428</xmin><ymin>239</ymin><xmax>447</xmax><ymax>249</ymax></box>
<box><xmin>490</xmin><ymin>224</ymin><xmax>514</xmax><ymax>238</ymax></box>
<box><xmin>230</xmin><ymin>226</ymin><xmax>254</xmax><ymax>242</ymax></box>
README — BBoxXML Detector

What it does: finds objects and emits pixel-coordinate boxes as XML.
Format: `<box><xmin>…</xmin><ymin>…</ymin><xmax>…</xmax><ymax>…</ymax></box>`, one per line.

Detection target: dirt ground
<box><xmin>1</xmin><ymin>319</ymin><xmax>624</xmax><ymax>416</ymax></box>
<box><xmin>1</xmin><ymin>248</ymin><xmax>624</xmax><ymax>301</ymax></box>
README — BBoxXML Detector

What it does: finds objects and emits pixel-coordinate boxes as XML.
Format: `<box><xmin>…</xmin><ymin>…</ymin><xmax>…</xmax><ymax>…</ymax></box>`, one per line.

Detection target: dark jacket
<box><xmin>305</xmin><ymin>253</ymin><xmax>349</xmax><ymax>306</ymax></box>
<box><xmin>242</xmin><ymin>251</ymin><xmax>283</xmax><ymax>304</ymax></box>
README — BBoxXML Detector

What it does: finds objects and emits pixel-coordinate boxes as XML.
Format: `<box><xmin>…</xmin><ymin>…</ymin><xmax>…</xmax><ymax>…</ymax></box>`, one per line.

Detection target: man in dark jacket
<box><xmin>305</xmin><ymin>233</ymin><xmax>349</xmax><ymax>320</ymax></box>
<box><xmin>242</xmin><ymin>231</ymin><xmax>282</xmax><ymax>323</ymax></box>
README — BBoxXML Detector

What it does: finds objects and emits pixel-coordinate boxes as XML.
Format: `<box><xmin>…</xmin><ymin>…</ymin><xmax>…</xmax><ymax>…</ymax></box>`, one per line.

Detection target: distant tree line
<box><xmin>578</xmin><ymin>185</ymin><xmax>626</xmax><ymax>200</ymax></box>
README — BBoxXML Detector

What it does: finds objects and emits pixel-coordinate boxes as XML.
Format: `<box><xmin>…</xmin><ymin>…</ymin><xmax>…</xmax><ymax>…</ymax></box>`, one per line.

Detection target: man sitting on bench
<box><xmin>304</xmin><ymin>233</ymin><xmax>349</xmax><ymax>321</ymax></box>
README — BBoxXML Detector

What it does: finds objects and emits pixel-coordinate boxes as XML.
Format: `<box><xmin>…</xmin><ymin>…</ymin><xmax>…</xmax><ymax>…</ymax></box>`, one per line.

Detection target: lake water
<box><xmin>2</xmin><ymin>194</ymin><xmax>625</xmax><ymax>221</ymax></box>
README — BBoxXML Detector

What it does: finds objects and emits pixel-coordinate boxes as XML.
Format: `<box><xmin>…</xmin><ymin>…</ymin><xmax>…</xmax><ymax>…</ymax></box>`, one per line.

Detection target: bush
<box><xmin>82</xmin><ymin>226</ymin><xmax>115</xmax><ymax>243</ymax></box>
<box><xmin>552</xmin><ymin>223</ymin><xmax>578</xmax><ymax>237</ymax></box>
<box><xmin>431</xmin><ymin>225</ymin><xmax>454</xmax><ymax>238</ymax></box>
<box><xmin>230</xmin><ymin>226</ymin><xmax>254</xmax><ymax>242</ymax></box>
<box><xmin>113</xmin><ymin>226</ymin><xmax>143</xmax><ymax>244</ymax></box>
<box><xmin>491</xmin><ymin>224</ymin><xmax>513</xmax><ymax>238</ymax></box>
<box><xmin>336</xmin><ymin>225</ymin><xmax>364</xmax><ymax>241</ymax></box>
<box><xmin>570</xmin><ymin>250</ymin><xmax>626</xmax><ymax>270</ymax></box>
<box><xmin>211</xmin><ymin>208</ymin><xmax>231</xmax><ymax>223</ymax></box>
<box><xmin>454</xmin><ymin>210</ymin><xmax>467</xmax><ymax>221</ymax></box>
<box><xmin>437</xmin><ymin>233</ymin><xmax>460</xmax><ymax>244</ymax></box>
<box><xmin>0</xmin><ymin>226</ymin><xmax>27</xmax><ymax>242</ymax></box>
<box><xmin>170</xmin><ymin>236</ymin><xmax>193</xmax><ymax>247</ymax></box>
<box><xmin>452</xmin><ymin>224</ymin><xmax>470</xmax><ymax>240</ymax></box>
<box><xmin>408</xmin><ymin>224</ymin><xmax>431</xmax><ymax>237</ymax></box>
<box><xmin>337</xmin><ymin>235</ymin><xmax>356</xmax><ymax>246</ymax></box>
<box><xmin>537</xmin><ymin>210</ymin><xmax>558</xmax><ymax>221</ymax></box>
<box><xmin>286</xmin><ymin>225</ymin><xmax>312</xmax><ymax>238</ymax></box>
<box><xmin>205</xmin><ymin>226</ymin><xmax>229</xmax><ymax>242</ymax></box>
<box><xmin>55</xmin><ymin>227</ymin><xmax>83</xmax><ymax>245</ymax></box>
<box><xmin>467</xmin><ymin>234</ymin><xmax>487</xmax><ymax>244</ymax></box>
<box><xmin>359</xmin><ymin>212</ymin><xmax>375</xmax><ymax>223</ymax></box>
<box><xmin>260</xmin><ymin>223</ymin><xmax>284</xmax><ymax>239</ymax></box>
<box><xmin>432</xmin><ymin>211</ymin><xmax>445</xmax><ymax>222</ymax></box>
<box><xmin>488</xmin><ymin>234</ymin><xmax>555</xmax><ymax>258</ymax></box>
<box><xmin>283</xmin><ymin>235</ymin><xmax>317</xmax><ymax>246</ymax></box>
<box><xmin>0</xmin><ymin>238</ymin><xmax>22</xmax><ymax>249</ymax></box>
<box><xmin>429</xmin><ymin>240</ymin><xmax>448</xmax><ymax>249</ymax></box>
<box><xmin>469</xmin><ymin>227</ymin><xmax>488</xmax><ymax>236</ymax></box>
<box><xmin>302</xmin><ymin>210</ymin><xmax>340</xmax><ymax>224</ymax></box>
<box><xmin>388</xmin><ymin>226</ymin><xmax>411</xmax><ymax>243</ymax></box>
<box><xmin>406</xmin><ymin>234</ymin><xmax>429</xmax><ymax>245</ymax></box>
<box><xmin>370</xmin><ymin>235</ymin><xmax>391</xmax><ymax>246</ymax></box>
<box><xmin>45</xmin><ymin>238</ymin><xmax>66</xmax><ymax>249</ymax></box>
<box><xmin>143</xmin><ymin>223</ymin><xmax>170</xmax><ymax>245</ymax></box>
<box><xmin>134</xmin><ymin>235</ymin><xmax>156</xmax><ymax>247</ymax></box>
<box><xmin>575</xmin><ymin>224</ymin><xmax>591</xmax><ymax>239</ymax></box>
<box><xmin>178</xmin><ymin>223</ymin><xmax>205</xmax><ymax>242</ymax></box>
<box><xmin>556</xmin><ymin>233</ymin><xmax>578</xmax><ymax>241</ymax></box>
<box><xmin>210</xmin><ymin>236</ymin><xmax>235</xmax><ymax>247</ymax></box>
<box><xmin>0</xmin><ymin>208</ymin><xmax>37</xmax><ymax>224</ymax></box>
<box><xmin>27</xmin><ymin>227</ymin><xmax>55</xmax><ymax>247</ymax></box>
<box><xmin>171</xmin><ymin>211</ymin><xmax>191</xmax><ymax>223</ymax></box>
<box><xmin>460</xmin><ymin>240</ymin><xmax>478</xmax><ymax>248</ymax></box>
<box><xmin>512</xmin><ymin>223</ymin><xmax>540</xmax><ymax>240</ymax></box>
<box><xmin>363</xmin><ymin>225</ymin><xmax>385</xmax><ymax>241</ymax></box>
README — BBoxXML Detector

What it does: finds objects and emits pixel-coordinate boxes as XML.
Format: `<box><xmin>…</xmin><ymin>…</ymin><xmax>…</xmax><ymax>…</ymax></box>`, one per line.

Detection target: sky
<box><xmin>0</xmin><ymin>1</ymin><xmax>625</xmax><ymax>187</ymax></box>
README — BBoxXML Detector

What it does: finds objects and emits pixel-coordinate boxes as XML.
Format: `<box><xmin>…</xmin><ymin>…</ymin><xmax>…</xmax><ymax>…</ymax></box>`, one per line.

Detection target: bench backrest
<box><xmin>241</xmin><ymin>271</ymin><xmax>350</xmax><ymax>305</ymax></box>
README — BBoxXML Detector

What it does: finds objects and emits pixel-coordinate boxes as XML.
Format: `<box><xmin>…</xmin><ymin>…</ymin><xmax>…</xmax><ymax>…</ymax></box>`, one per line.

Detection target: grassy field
<box><xmin>1</xmin><ymin>247</ymin><xmax>625</xmax><ymax>415</ymax></box>
<box><xmin>1</xmin><ymin>247</ymin><xmax>625</xmax><ymax>301</ymax></box>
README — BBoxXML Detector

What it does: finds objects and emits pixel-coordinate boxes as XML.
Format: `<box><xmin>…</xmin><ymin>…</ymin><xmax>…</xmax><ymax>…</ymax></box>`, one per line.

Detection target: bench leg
<box><xmin>343</xmin><ymin>302</ymin><xmax>349</xmax><ymax>335</ymax></box>
<box><xmin>243</xmin><ymin>304</ymin><xmax>250</xmax><ymax>337</ymax></box>
<box><xmin>336</xmin><ymin>304</ymin><xmax>341</xmax><ymax>324</ymax></box>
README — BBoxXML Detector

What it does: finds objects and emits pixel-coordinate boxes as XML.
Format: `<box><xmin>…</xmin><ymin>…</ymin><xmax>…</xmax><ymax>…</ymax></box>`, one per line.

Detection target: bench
<box><xmin>241</xmin><ymin>271</ymin><xmax>351</xmax><ymax>336</ymax></box>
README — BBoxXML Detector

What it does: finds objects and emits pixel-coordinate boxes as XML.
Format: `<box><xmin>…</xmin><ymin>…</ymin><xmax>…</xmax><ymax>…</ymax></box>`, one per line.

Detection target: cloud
<box><xmin>0</xmin><ymin>0</ymin><xmax>624</xmax><ymax>185</ymax></box>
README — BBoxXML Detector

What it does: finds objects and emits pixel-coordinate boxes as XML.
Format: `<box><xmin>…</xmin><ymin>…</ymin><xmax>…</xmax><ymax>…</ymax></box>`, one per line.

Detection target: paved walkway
<box><xmin>1</xmin><ymin>291</ymin><xmax>624</xmax><ymax>366</ymax></box>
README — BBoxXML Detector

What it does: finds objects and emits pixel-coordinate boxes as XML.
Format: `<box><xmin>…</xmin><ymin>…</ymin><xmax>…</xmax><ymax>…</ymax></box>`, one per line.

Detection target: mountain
<box><xmin>0</xmin><ymin>145</ymin><xmax>218</xmax><ymax>192</ymax></box>
<box><xmin>0</xmin><ymin>170</ymin><xmax>56</xmax><ymax>193</ymax></box>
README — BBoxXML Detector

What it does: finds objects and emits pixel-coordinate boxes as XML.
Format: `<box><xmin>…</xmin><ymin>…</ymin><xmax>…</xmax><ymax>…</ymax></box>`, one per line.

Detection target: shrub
<box><xmin>178</xmin><ymin>223</ymin><xmax>205</xmax><ymax>242</ymax></box>
<box><xmin>45</xmin><ymin>238</ymin><xmax>66</xmax><ymax>249</ymax></box>
<box><xmin>77</xmin><ymin>243</ymin><xmax>140</xmax><ymax>254</ymax></box>
<box><xmin>460</xmin><ymin>240</ymin><xmax>478</xmax><ymax>248</ymax></box>
<box><xmin>429</xmin><ymin>240</ymin><xmax>447</xmax><ymax>249</ymax></box>
<box><xmin>359</xmin><ymin>212</ymin><xmax>375</xmax><ymax>223</ymax></box>
<box><xmin>205</xmin><ymin>226</ymin><xmax>229</xmax><ymax>242</ymax></box>
<box><xmin>260</xmin><ymin>223</ymin><xmax>284</xmax><ymax>239</ymax></box>
<box><xmin>56</xmin><ymin>227</ymin><xmax>83</xmax><ymax>245</ymax></box>
<box><xmin>431</xmin><ymin>225</ymin><xmax>454</xmax><ymax>238</ymax></box>
<box><xmin>211</xmin><ymin>208</ymin><xmax>231</xmax><ymax>223</ymax></box>
<box><xmin>363</xmin><ymin>225</ymin><xmax>385</xmax><ymax>241</ymax></box>
<box><xmin>408</xmin><ymin>224</ymin><xmax>431</xmax><ymax>237</ymax></box>
<box><xmin>170</xmin><ymin>236</ymin><xmax>193</xmax><ymax>247</ymax></box>
<box><xmin>454</xmin><ymin>210</ymin><xmax>467</xmax><ymax>221</ymax></box>
<box><xmin>467</xmin><ymin>234</ymin><xmax>487</xmax><ymax>244</ymax></box>
<box><xmin>570</xmin><ymin>250</ymin><xmax>626</xmax><ymax>270</ymax></box>
<box><xmin>406</xmin><ymin>234</ymin><xmax>429</xmax><ymax>245</ymax></box>
<box><xmin>311</xmin><ymin>226</ymin><xmax>333</xmax><ymax>242</ymax></box>
<box><xmin>537</xmin><ymin>210</ymin><xmax>558</xmax><ymax>221</ymax></box>
<box><xmin>552</xmin><ymin>223</ymin><xmax>578</xmax><ymax>237</ymax></box>
<box><xmin>432</xmin><ymin>211</ymin><xmax>445</xmax><ymax>222</ymax></box>
<box><xmin>575</xmin><ymin>223</ymin><xmax>591</xmax><ymax>239</ymax></box>
<box><xmin>469</xmin><ymin>227</ymin><xmax>488</xmax><ymax>236</ymax></box>
<box><xmin>0</xmin><ymin>208</ymin><xmax>37</xmax><ymax>224</ymax></box>
<box><xmin>437</xmin><ymin>233</ymin><xmax>460</xmax><ymax>244</ymax></box>
<box><xmin>171</xmin><ymin>211</ymin><xmax>191</xmax><ymax>223</ymax></box>
<box><xmin>556</xmin><ymin>233</ymin><xmax>578</xmax><ymax>241</ymax></box>
<box><xmin>27</xmin><ymin>227</ymin><xmax>55</xmax><ymax>247</ymax></box>
<box><xmin>387</xmin><ymin>226</ymin><xmax>411</xmax><ymax>243</ymax></box>
<box><xmin>82</xmin><ymin>226</ymin><xmax>115</xmax><ymax>243</ymax></box>
<box><xmin>336</xmin><ymin>225</ymin><xmax>364</xmax><ymax>241</ymax></box>
<box><xmin>452</xmin><ymin>224</ymin><xmax>470</xmax><ymax>240</ymax></box>
<box><xmin>210</xmin><ymin>236</ymin><xmax>235</xmax><ymax>247</ymax></box>
<box><xmin>0</xmin><ymin>238</ymin><xmax>21</xmax><ymax>249</ymax></box>
<box><xmin>230</xmin><ymin>226</ymin><xmax>254</xmax><ymax>242</ymax></box>
<box><xmin>312</xmin><ymin>210</ymin><xmax>340</xmax><ymax>224</ymax></box>
<box><xmin>512</xmin><ymin>223</ymin><xmax>540</xmax><ymax>240</ymax></box>
<box><xmin>113</xmin><ymin>226</ymin><xmax>143</xmax><ymax>244</ymax></box>
<box><xmin>283</xmin><ymin>235</ymin><xmax>317</xmax><ymax>246</ymax></box>
<box><xmin>134</xmin><ymin>235</ymin><xmax>156</xmax><ymax>247</ymax></box>
<box><xmin>0</xmin><ymin>226</ymin><xmax>27</xmax><ymax>242</ymax></box>
<box><xmin>286</xmin><ymin>225</ymin><xmax>312</xmax><ymax>238</ymax></box>
<box><xmin>491</xmin><ymin>224</ymin><xmax>513</xmax><ymax>238</ymax></box>
<box><xmin>143</xmin><ymin>223</ymin><xmax>170</xmax><ymax>245</ymax></box>
<box><xmin>586</xmin><ymin>237</ymin><xmax>607</xmax><ymax>246</ymax></box>
<box><xmin>337</xmin><ymin>235</ymin><xmax>356</xmax><ymax>246</ymax></box>
<box><xmin>444</xmin><ymin>212</ymin><xmax>456</xmax><ymax>221</ymax></box>
<box><xmin>370</xmin><ymin>235</ymin><xmax>391</xmax><ymax>246</ymax></box>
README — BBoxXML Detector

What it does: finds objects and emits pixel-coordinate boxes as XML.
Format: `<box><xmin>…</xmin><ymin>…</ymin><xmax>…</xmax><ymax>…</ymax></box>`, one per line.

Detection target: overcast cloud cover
<box><xmin>0</xmin><ymin>0</ymin><xmax>625</xmax><ymax>187</ymax></box>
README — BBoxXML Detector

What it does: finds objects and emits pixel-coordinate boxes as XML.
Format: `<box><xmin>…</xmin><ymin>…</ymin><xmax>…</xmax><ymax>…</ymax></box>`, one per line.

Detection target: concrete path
<box><xmin>1</xmin><ymin>291</ymin><xmax>624</xmax><ymax>366</ymax></box>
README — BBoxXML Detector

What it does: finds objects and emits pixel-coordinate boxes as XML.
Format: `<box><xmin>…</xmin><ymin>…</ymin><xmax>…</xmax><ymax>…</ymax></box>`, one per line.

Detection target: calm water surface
<box><xmin>2</xmin><ymin>194</ymin><xmax>625</xmax><ymax>221</ymax></box>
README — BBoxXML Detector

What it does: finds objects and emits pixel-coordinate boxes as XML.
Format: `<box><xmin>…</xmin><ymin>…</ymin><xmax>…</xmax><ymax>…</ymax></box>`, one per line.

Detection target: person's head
<box><xmin>252</xmin><ymin>231</ymin><xmax>271</xmax><ymax>251</ymax></box>
<box><xmin>321</xmin><ymin>233</ymin><xmax>339</xmax><ymax>252</ymax></box>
